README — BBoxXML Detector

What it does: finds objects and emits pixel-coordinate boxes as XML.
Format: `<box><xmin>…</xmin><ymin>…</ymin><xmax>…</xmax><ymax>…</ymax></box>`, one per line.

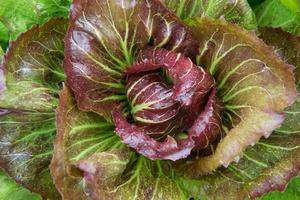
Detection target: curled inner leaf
<box><xmin>188</xmin><ymin>88</ymin><xmax>223</xmax><ymax>149</ymax></box>
<box><xmin>113</xmin><ymin>48</ymin><xmax>223</xmax><ymax>160</ymax></box>
<box><xmin>113</xmin><ymin>109</ymin><xmax>194</xmax><ymax>161</ymax></box>
<box><xmin>126</xmin><ymin>73</ymin><xmax>181</xmax><ymax>137</ymax></box>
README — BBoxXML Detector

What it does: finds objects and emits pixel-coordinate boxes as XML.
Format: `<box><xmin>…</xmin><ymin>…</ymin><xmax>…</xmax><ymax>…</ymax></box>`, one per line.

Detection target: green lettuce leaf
<box><xmin>162</xmin><ymin>0</ymin><xmax>257</xmax><ymax>29</ymax></box>
<box><xmin>0</xmin><ymin>46</ymin><xmax>3</xmax><ymax>63</ymax></box>
<box><xmin>254</xmin><ymin>0</ymin><xmax>300</xmax><ymax>35</ymax></box>
<box><xmin>0</xmin><ymin>18</ymin><xmax>67</xmax><ymax>199</ymax></box>
<box><xmin>0</xmin><ymin>111</ymin><xmax>59</xmax><ymax>199</ymax></box>
<box><xmin>0</xmin><ymin>0</ymin><xmax>71</xmax><ymax>49</ymax></box>
<box><xmin>0</xmin><ymin>170</ymin><xmax>41</xmax><ymax>200</ymax></box>
<box><xmin>0</xmin><ymin>18</ymin><xmax>67</xmax><ymax>112</ymax></box>
<box><xmin>51</xmin><ymin>86</ymin><xmax>187</xmax><ymax>200</ymax></box>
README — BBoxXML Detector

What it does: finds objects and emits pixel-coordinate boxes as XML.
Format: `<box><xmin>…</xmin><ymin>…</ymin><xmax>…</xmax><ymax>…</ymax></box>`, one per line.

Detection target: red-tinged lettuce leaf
<box><xmin>64</xmin><ymin>0</ymin><xmax>198</xmax><ymax>120</ymax></box>
<box><xmin>260</xmin><ymin>175</ymin><xmax>300</xmax><ymax>200</ymax></box>
<box><xmin>182</xmin><ymin>17</ymin><xmax>297</xmax><ymax>174</ymax></box>
<box><xmin>125</xmin><ymin>72</ymin><xmax>181</xmax><ymax>137</ymax></box>
<box><xmin>181</xmin><ymin>83</ymin><xmax>300</xmax><ymax>199</ymax></box>
<box><xmin>71</xmin><ymin>152</ymin><xmax>188</xmax><ymax>200</ymax></box>
<box><xmin>51</xmin><ymin>86</ymin><xmax>121</xmax><ymax>199</ymax></box>
<box><xmin>112</xmin><ymin>109</ymin><xmax>194</xmax><ymax>161</ymax></box>
<box><xmin>258</xmin><ymin>28</ymin><xmax>300</xmax><ymax>85</ymax></box>
<box><xmin>188</xmin><ymin>88</ymin><xmax>223</xmax><ymax>149</ymax></box>
<box><xmin>0</xmin><ymin>18</ymin><xmax>67</xmax><ymax>112</ymax></box>
<box><xmin>126</xmin><ymin>47</ymin><xmax>215</xmax><ymax>129</ymax></box>
<box><xmin>113</xmin><ymin>47</ymin><xmax>223</xmax><ymax>160</ymax></box>
<box><xmin>69</xmin><ymin>149</ymin><xmax>131</xmax><ymax>200</ymax></box>
<box><xmin>162</xmin><ymin>0</ymin><xmax>257</xmax><ymax>29</ymax></box>
<box><xmin>51</xmin><ymin>86</ymin><xmax>188</xmax><ymax>199</ymax></box>
<box><xmin>0</xmin><ymin>111</ymin><xmax>60</xmax><ymax>199</ymax></box>
<box><xmin>258</xmin><ymin>28</ymin><xmax>300</xmax><ymax>136</ymax></box>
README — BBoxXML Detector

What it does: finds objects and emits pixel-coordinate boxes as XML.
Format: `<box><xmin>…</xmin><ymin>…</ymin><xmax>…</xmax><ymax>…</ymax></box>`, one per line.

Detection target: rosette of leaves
<box><xmin>0</xmin><ymin>0</ymin><xmax>300</xmax><ymax>200</ymax></box>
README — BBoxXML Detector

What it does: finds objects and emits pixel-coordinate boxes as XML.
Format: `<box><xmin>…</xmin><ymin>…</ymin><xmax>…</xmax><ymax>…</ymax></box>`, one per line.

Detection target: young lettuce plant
<box><xmin>0</xmin><ymin>0</ymin><xmax>299</xmax><ymax>199</ymax></box>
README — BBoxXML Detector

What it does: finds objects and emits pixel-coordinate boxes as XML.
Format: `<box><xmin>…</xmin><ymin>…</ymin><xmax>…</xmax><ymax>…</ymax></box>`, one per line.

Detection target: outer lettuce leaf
<box><xmin>0</xmin><ymin>18</ymin><xmax>67</xmax><ymax>199</ymax></box>
<box><xmin>64</xmin><ymin>0</ymin><xmax>198</xmax><ymax>120</ymax></box>
<box><xmin>0</xmin><ymin>0</ymin><xmax>70</xmax><ymax>49</ymax></box>
<box><xmin>0</xmin><ymin>18</ymin><xmax>67</xmax><ymax>112</ymax></box>
<box><xmin>254</xmin><ymin>0</ymin><xmax>300</xmax><ymax>35</ymax></box>
<box><xmin>257</xmin><ymin>27</ymin><xmax>300</xmax><ymax>148</ymax></box>
<box><xmin>73</xmin><ymin>153</ymin><xmax>186</xmax><ymax>200</ymax></box>
<box><xmin>178</xmin><ymin>132</ymin><xmax>300</xmax><ymax>199</ymax></box>
<box><xmin>183</xmin><ymin>17</ymin><xmax>297</xmax><ymax>174</ymax></box>
<box><xmin>162</xmin><ymin>0</ymin><xmax>257</xmax><ymax>29</ymax></box>
<box><xmin>51</xmin><ymin>86</ymin><xmax>187</xmax><ymax>200</ymax></box>
<box><xmin>0</xmin><ymin>111</ymin><xmax>59</xmax><ymax>199</ymax></box>
<box><xmin>51</xmin><ymin>86</ymin><xmax>120</xmax><ymax>199</ymax></box>
<box><xmin>259</xmin><ymin>28</ymin><xmax>300</xmax><ymax>85</ymax></box>
<box><xmin>0</xmin><ymin>170</ymin><xmax>41</xmax><ymax>200</ymax></box>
